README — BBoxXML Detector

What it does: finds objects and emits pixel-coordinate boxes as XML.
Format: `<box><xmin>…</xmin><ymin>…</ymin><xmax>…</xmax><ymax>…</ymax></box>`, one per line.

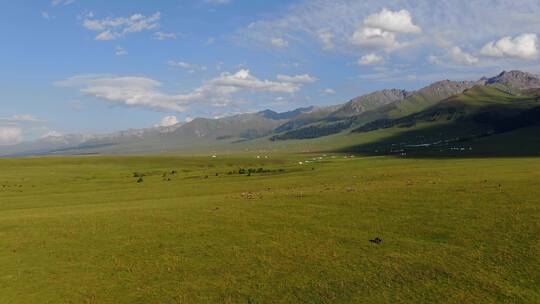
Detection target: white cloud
<box><xmin>211</xmin><ymin>69</ymin><xmax>300</xmax><ymax>93</ymax></box>
<box><xmin>0</xmin><ymin>127</ymin><xmax>22</xmax><ymax>146</ymax></box>
<box><xmin>55</xmin><ymin>75</ymin><xmax>188</xmax><ymax>112</ymax></box>
<box><xmin>184</xmin><ymin>117</ymin><xmax>194</xmax><ymax>123</ymax></box>
<box><xmin>363</xmin><ymin>8</ymin><xmax>421</xmax><ymax>34</ymax></box>
<box><xmin>351</xmin><ymin>9</ymin><xmax>420</xmax><ymax>52</ymax></box>
<box><xmin>427</xmin><ymin>55</ymin><xmax>443</xmax><ymax>65</ymax></box>
<box><xmin>185</xmin><ymin>69</ymin><xmax>306</xmax><ymax>107</ymax></box>
<box><xmin>280</xmin><ymin>62</ymin><xmax>300</xmax><ymax>68</ymax></box>
<box><xmin>41</xmin><ymin>130</ymin><xmax>63</xmax><ymax>138</ymax></box>
<box><xmin>480</xmin><ymin>33</ymin><xmax>538</xmax><ymax>60</ymax></box>
<box><xmin>153</xmin><ymin>32</ymin><xmax>177</xmax><ymax>40</ymax></box>
<box><xmin>322</xmin><ymin>88</ymin><xmax>336</xmax><ymax>94</ymax></box>
<box><xmin>270</xmin><ymin>37</ymin><xmax>288</xmax><ymax>48</ymax></box>
<box><xmin>276</xmin><ymin>74</ymin><xmax>317</xmax><ymax>83</ymax></box>
<box><xmin>318</xmin><ymin>29</ymin><xmax>334</xmax><ymax>49</ymax></box>
<box><xmin>168</xmin><ymin>60</ymin><xmax>207</xmax><ymax>73</ymax></box>
<box><xmin>449</xmin><ymin>47</ymin><xmax>479</xmax><ymax>65</ymax></box>
<box><xmin>428</xmin><ymin>46</ymin><xmax>479</xmax><ymax>66</ymax></box>
<box><xmin>358</xmin><ymin>53</ymin><xmax>385</xmax><ymax>65</ymax></box>
<box><xmin>51</xmin><ymin>0</ymin><xmax>74</xmax><ymax>6</ymax></box>
<box><xmin>42</xmin><ymin>11</ymin><xmax>52</xmax><ymax>20</ymax></box>
<box><xmin>81</xmin><ymin>11</ymin><xmax>94</xmax><ymax>19</ymax></box>
<box><xmin>0</xmin><ymin>115</ymin><xmax>45</xmax><ymax>130</ymax></box>
<box><xmin>351</xmin><ymin>27</ymin><xmax>401</xmax><ymax>50</ymax></box>
<box><xmin>168</xmin><ymin>61</ymin><xmax>192</xmax><ymax>69</ymax></box>
<box><xmin>115</xmin><ymin>46</ymin><xmax>127</xmax><ymax>56</ymax></box>
<box><xmin>8</xmin><ymin>115</ymin><xmax>43</xmax><ymax>123</ymax></box>
<box><xmin>156</xmin><ymin>116</ymin><xmax>179</xmax><ymax>127</ymax></box>
<box><xmin>239</xmin><ymin>0</ymin><xmax>540</xmax><ymax>66</ymax></box>
<box><xmin>242</xmin><ymin>4</ymin><xmax>423</xmax><ymax>53</ymax></box>
<box><xmin>56</xmin><ymin>69</ymin><xmax>310</xmax><ymax>112</ymax></box>
<box><xmin>83</xmin><ymin>12</ymin><xmax>161</xmax><ymax>41</ymax></box>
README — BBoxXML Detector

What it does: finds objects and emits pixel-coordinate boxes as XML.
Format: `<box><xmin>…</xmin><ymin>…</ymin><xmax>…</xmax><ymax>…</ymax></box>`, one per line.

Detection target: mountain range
<box><xmin>2</xmin><ymin>70</ymin><xmax>540</xmax><ymax>157</ymax></box>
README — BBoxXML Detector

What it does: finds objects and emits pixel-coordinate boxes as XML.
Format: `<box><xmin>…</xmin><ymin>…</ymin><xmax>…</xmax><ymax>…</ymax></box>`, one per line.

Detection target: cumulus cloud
<box><xmin>276</xmin><ymin>74</ymin><xmax>317</xmax><ymax>83</ymax></box>
<box><xmin>156</xmin><ymin>115</ymin><xmax>179</xmax><ymax>127</ymax></box>
<box><xmin>480</xmin><ymin>33</ymin><xmax>538</xmax><ymax>60</ymax></box>
<box><xmin>56</xmin><ymin>69</ymin><xmax>311</xmax><ymax>112</ymax></box>
<box><xmin>0</xmin><ymin>127</ymin><xmax>22</xmax><ymax>145</ymax></box>
<box><xmin>270</xmin><ymin>38</ymin><xmax>288</xmax><ymax>48</ymax></box>
<box><xmin>448</xmin><ymin>47</ymin><xmax>479</xmax><ymax>65</ymax></box>
<box><xmin>241</xmin><ymin>3</ymin><xmax>426</xmax><ymax>53</ymax></box>
<box><xmin>351</xmin><ymin>27</ymin><xmax>400</xmax><ymax>50</ymax></box>
<box><xmin>83</xmin><ymin>12</ymin><xmax>161</xmax><ymax>41</ymax></box>
<box><xmin>363</xmin><ymin>8</ymin><xmax>421</xmax><ymax>34</ymax></box>
<box><xmin>239</xmin><ymin>0</ymin><xmax>540</xmax><ymax>67</ymax></box>
<box><xmin>351</xmin><ymin>9</ymin><xmax>420</xmax><ymax>51</ymax></box>
<box><xmin>358</xmin><ymin>53</ymin><xmax>385</xmax><ymax>65</ymax></box>
<box><xmin>430</xmin><ymin>46</ymin><xmax>479</xmax><ymax>66</ymax></box>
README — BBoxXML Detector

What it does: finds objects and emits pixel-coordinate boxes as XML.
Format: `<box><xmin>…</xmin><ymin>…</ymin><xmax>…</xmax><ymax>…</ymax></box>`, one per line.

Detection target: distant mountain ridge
<box><xmin>483</xmin><ymin>70</ymin><xmax>540</xmax><ymax>91</ymax></box>
<box><xmin>270</xmin><ymin>78</ymin><xmax>480</xmax><ymax>140</ymax></box>
<box><xmin>331</xmin><ymin>89</ymin><xmax>411</xmax><ymax>118</ymax></box>
<box><xmin>258</xmin><ymin>106</ymin><xmax>315</xmax><ymax>120</ymax></box>
<box><xmin>2</xmin><ymin>70</ymin><xmax>540</xmax><ymax>156</ymax></box>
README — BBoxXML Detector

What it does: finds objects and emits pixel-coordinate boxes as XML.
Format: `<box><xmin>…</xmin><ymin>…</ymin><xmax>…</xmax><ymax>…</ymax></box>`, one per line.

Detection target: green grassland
<box><xmin>1</xmin><ymin>155</ymin><xmax>539</xmax><ymax>303</ymax></box>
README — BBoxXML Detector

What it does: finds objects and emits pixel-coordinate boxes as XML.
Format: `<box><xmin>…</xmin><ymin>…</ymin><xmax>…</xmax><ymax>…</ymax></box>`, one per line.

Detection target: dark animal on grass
<box><xmin>369</xmin><ymin>237</ymin><xmax>383</xmax><ymax>244</ymax></box>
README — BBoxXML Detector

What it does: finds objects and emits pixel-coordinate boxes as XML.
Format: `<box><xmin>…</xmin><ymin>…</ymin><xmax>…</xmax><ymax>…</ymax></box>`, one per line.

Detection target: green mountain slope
<box><xmin>272</xmin><ymin>80</ymin><xmax>476</xmax><ymax>140</ymax></box>
<box><xmin>342</xmin><ymin>86</ymin><xmax>540</xmax><ymax>156</ymax></box>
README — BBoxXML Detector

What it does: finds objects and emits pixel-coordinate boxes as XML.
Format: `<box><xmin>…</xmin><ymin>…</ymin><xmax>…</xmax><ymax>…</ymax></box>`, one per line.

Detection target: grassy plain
<box><xmin>0</xmin><ymin>154</ymin><xmax>539</xmax><ymax>303</ymax></box>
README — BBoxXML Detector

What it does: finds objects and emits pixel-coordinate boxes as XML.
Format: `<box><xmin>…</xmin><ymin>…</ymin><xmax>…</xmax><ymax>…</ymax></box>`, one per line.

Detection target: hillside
<box><xmin>345</xmin><ymin>85</ymin><xmax>540</xmax><ymax>156</ymax></box>
<box><xmin>331</xmin><ymin>89</ymin><xmax>411</xmax><ymax>118</ymax></box>
<box><xmin>270</xmin><ymin>80</ymin><xmax>477</xmax><ymax>140</ymax></box>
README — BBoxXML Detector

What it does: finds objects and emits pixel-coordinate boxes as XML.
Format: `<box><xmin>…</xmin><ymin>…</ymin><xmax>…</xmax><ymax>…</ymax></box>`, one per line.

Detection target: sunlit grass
<box><xmin>0</xmin><ymin>155</ymin><xmax>539</xmax><ymax>303</ymax></box>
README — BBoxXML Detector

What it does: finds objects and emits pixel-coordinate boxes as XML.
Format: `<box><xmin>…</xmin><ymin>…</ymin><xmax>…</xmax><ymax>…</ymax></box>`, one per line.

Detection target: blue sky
<box><xmin>1</xmin><ymin>0</ymin><xmax>540</xmax><ymax>145</ymax></box>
